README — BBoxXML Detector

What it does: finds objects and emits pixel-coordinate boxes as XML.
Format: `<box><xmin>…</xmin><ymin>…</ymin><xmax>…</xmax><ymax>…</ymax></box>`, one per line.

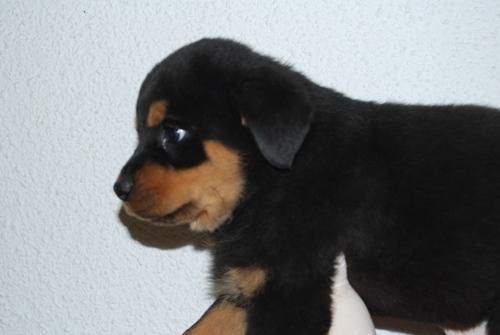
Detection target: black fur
<box><xmin>123</xmin><ymin>38</ymin><xmax>500</xmax><ymax>334</ymax></box>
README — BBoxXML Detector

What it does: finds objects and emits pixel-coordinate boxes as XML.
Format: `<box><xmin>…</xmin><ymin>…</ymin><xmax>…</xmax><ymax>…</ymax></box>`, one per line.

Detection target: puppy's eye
<box><xmin>163</xmin><ymin>126</ymin><xmax>188</xmax><ymax>145</ymax></box>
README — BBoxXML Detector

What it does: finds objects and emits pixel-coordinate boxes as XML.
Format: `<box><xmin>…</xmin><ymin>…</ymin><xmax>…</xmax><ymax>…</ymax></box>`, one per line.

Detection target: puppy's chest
<box><xmin>214</xmin><ymin>267</ymin><xmax>267</xmax><ymax>302</ymax></box>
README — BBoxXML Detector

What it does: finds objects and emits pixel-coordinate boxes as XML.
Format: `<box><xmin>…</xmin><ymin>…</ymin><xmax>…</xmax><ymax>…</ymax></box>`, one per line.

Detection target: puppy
<box><xmin>114</xmin><ymin>38</ymin><xmax>500</xmax><ymax>335</ymax></box>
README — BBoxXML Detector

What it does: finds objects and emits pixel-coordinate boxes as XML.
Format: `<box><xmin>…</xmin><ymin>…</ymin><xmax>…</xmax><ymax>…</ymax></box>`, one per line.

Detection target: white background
<box><xmin>1</xmin><ymin>1</ymin><xmax>499</xmax><ymax>334</ymax></box>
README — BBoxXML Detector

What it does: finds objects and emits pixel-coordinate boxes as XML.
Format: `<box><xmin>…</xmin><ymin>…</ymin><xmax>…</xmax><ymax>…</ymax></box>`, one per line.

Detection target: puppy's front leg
<box><xmin>244</xmin><ymin>274</ymin><xmax>333</xmax><ymax>335</ymax></box>
<box><xmin>183</xmin><ymin>298</ymin><xmax>247</xmax><ymax>335</ymax></box>
<box><xmin>246</xmin><ymin>256</ymin><xmax>375</xmax><ymax>335</ymax></box>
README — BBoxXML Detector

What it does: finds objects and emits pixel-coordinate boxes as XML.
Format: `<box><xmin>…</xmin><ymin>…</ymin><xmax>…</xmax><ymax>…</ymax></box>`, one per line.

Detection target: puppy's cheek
<box><xmin>123</xmin><ymin>141</ymin><xmax>244</xmax><ymax>230</ymax></box>
<box><xmin>188</xmin><ymin>141</ymin><xmax>245</xmax><ymax>231</ymax></box>
<box><xmin>189</xmin><ymin>190</ymin><xmax>235</xmax><ymax>232</ymax></box>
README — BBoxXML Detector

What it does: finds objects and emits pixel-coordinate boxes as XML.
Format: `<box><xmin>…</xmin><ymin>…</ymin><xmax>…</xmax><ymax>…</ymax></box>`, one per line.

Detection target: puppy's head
<box><xmin>114</xmin><ymin>38</ymin><xmax>313</xmax><ymax>231</ymax></box>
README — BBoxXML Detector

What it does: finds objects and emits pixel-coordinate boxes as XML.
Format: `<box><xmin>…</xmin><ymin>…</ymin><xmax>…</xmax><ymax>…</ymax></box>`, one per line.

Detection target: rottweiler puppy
<box><xmin>114</xmin><ymin>38</ymin><xmax>500</xmax><ymax>335</ymax></box>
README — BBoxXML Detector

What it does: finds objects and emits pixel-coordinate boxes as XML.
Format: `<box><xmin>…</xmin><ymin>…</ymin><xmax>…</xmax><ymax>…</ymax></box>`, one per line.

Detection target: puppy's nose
<box><xmin>113</xmin><ymin>178</ymin><xmax>134</xmax><ymax>201</ymax></box>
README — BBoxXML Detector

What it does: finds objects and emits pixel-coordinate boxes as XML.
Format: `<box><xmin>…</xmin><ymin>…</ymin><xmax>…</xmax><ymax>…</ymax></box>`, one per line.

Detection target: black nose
<box><xmin>113</xmin><ymin>178</ymin><xmax>134</xmax><ymax>201</ymax></box>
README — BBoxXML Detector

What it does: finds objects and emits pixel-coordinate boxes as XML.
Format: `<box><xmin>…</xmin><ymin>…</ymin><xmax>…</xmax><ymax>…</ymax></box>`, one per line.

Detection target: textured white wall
<box><xmin>1</xmin><ymin>1</ymin><xmax>499</xmax><ymax>334</ymax></box>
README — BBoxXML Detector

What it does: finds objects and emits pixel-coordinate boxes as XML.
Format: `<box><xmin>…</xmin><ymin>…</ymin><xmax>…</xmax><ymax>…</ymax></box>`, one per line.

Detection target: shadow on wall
<box><xmin>118</xmin><ymin>207</ymin><xmax>212</xmax><ymax>251</ymax></box>
<box><xmin>118</xmin><ymin>208</ymin><xmax>444</xmax><ymax>335</ymax></box>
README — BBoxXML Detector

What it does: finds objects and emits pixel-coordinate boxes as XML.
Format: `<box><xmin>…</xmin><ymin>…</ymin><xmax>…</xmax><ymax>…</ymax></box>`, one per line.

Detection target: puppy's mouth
<box><xmin>155</xmin><ymin>202</ymin><xmax>201</xmax><ymax>225</ymax></box>
<box><xmin>123</xmin><ymin>202</ymin><xmax>201</xmax><ymax>226</ymax></box>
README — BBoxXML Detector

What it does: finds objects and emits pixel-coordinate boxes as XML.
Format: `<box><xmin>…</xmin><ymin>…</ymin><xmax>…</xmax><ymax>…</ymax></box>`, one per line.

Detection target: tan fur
<box><xmin>216</xmin><ymin>267</ymin><xmax>267</xmax><ymax>298</ymax></box>
<box><xmin>184</xmin><ymin>302</ymin><xmax>246</xmax><ymax>335</ymax></box>
<box><xmin>146</xmin><ymin>100</ymin><xmax>168</xmax><ymax>127</ymax></box>
<box><xmin>125</xmin><ymin>141</ymin><xmax>244</xmax><ymax>232</ymax></box>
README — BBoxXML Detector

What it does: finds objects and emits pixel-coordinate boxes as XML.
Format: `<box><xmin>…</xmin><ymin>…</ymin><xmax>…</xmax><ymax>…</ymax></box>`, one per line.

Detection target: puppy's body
<box><xmin>115</xmin><ymin>39</ymin><xmax>500</xmax><ymax>334</ymax></box>
<box><xmin>216</xmin><ymin>90</ymin><xmax>500</xmax><ymax>332</ymax></box>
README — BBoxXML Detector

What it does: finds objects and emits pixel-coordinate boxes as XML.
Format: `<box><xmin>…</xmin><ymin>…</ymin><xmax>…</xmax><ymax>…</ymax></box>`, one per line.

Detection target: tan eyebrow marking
<box><xmin>146</xmin><ymin>100</ymin><xmax>168</xmax><ymax>127</ymax></box>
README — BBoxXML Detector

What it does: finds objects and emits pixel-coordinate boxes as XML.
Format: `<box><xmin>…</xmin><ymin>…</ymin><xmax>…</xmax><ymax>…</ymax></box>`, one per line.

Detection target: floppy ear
<box><xmin>235</xmin><ymin>69</ymin><xmax>313</xmax><ymax>169</ymax></box>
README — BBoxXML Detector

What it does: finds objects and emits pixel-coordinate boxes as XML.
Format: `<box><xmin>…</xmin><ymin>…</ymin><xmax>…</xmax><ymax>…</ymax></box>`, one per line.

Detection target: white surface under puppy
<box><xmin>328</xmin><ymin>254</ymin><xmax>375</xmax><ymax>335</ymax></box>
<box><xmin>444</xmin><ymin>323</ymin><xmax>487</xmax><ymax>335</ymax></box>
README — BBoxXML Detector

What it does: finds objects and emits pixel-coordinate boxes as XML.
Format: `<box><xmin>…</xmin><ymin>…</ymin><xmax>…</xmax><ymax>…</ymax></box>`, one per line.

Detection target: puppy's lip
<box><xmin>123</xmin><ymin>202</ymin><xmax>200</xmax><ymax>226</ymax></box>
<box><xmin>123</xmin><ymin>202</ymin><xmax>201</xmax><ymax>226</ymax></box>
<box><xmin>153</xmin><ymin>210</ymin><xmax>178</xmax><ymax>225</ymax></box>
<box><xmin>154</xmin><ymin>202</ymin><xmax>200</xmax><ymax>226</ymax></box>
<box><xmin>123</xmin><ymin>203</ymin><xmax>153</xmax><ymax>222</ymax></box>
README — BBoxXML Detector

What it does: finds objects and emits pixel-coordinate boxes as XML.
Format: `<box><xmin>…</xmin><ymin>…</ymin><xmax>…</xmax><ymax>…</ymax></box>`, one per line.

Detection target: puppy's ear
<box><xmin>235</xmin><ymin>69</ymin><xmax>313</xmax><ymax>169</ymax></box>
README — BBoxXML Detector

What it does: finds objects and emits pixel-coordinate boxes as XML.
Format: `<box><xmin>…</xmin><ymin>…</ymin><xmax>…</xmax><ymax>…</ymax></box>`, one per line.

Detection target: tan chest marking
<box><xmin>216</xmin><ymin>267</ymin><xmax>267</xmax><ymax>299</ymax></box>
